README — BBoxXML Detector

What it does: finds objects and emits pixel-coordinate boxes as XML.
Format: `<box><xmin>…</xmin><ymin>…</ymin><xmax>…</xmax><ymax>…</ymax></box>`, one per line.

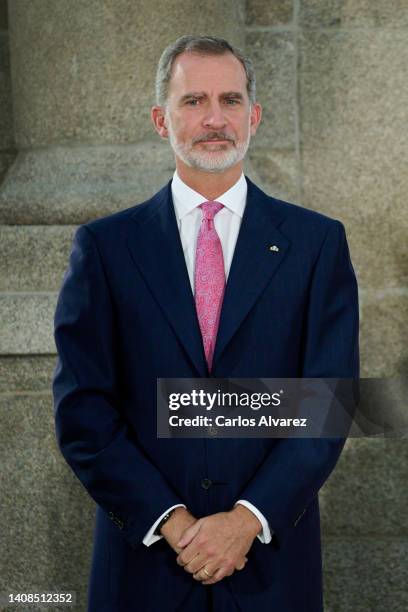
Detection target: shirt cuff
<box><xmin>234</xmin><ymin>499</ymin><xmax>272</xmax><ymax>544</ymax></box>
<box><xmin>142</xmin><ymin>504</ymin><xmax>187</xmax><ymax>547</ymax></box>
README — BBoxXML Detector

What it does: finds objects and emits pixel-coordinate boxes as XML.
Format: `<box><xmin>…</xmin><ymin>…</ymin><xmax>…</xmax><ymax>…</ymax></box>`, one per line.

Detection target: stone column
<box><xmin>2</xmin><ymin>0</ymin><xmax>245</xmax><ymax>224</ymax></box>
<box><xmin>0</xmin><ymin>1</ymin><xmax>246</xmax><ymax>607</ymax></box>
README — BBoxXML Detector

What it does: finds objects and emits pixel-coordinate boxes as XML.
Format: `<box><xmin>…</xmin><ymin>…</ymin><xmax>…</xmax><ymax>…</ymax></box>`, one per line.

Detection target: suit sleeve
<box><xmin>234</xmin><ymin>500</ymin><xmax>272</xmax><ymax>544</ymax></box>
<box><xmin>52</xmin><ymin>225</ymin><xmax>185</xmax><ymax>548</ymax></box>
<box><xmin>143</xmin><ymin>504</ymin><xmax>186</xmax><ymax>547</ymax></box>
<box><xmin>236</xmin><ymin>220</ymin><xmax>359</xmax><ymax>549</ymax></box>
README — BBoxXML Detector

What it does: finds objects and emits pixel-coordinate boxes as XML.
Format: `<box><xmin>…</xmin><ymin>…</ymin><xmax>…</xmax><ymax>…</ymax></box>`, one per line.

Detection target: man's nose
<box><xmin>202</xmin><ymin>102</ymin><xmax>227</xmax><ymax>128</ymax></box>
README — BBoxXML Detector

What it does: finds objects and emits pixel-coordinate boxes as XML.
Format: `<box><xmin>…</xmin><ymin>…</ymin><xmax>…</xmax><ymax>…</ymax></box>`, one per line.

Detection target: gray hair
<box><xmin>155</xmin><ymin>35</ymin><xmax>256</xmax><ymax>107</ymax></box>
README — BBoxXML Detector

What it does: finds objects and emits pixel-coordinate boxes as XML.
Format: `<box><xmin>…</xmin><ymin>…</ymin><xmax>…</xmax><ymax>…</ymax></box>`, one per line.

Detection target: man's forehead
<box><xmin>170</xmin><ymin>51</ymin><xmax>247</xmax><ymax>88</ymax></box>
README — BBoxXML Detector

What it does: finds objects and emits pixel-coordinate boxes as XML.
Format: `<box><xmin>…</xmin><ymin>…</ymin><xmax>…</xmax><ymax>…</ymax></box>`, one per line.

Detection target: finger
<box><xmin>235</xmin><ymin>556</ymin><xmax>248</xmax><ymax>571</ymax></box>
<box><xmin>177</xmin><ymin>540</ymin><xmax>202</xmax><ymax>566</ymax></box>
<box><xmin>177</xmin><ymin>520</ymin><xmax>202</xmax><ymax>548</ymax></box>
<box><xmin>202</xmin><ymin>574</ymin><xmax>219</xmax><ymax>585</ymax></box>
<box><xmin>184</xmin><ymin>553</ymin><xmax>214</xmax><ymax>575</ymax></box>
<box><xmin>202</xmin><ymin>558</ymin><xmax>246</xmax><ymax>584</ymax></box>
<box><xmin>201</xmin><ymin>565</ymin><xmax>228</xmax><ymax>585</ymax></box>
<box><xmin>182</xmin><ymin>552</ymin><xmax>206</xmax><ymax>574</ymax></box>
<box><xmin>193</xmin><ymin>563</ymin><xmax>218</xmax><ymax>582</ymax></box>
<box><xmin>201</xmin><ymin>578</ymin><xmax>216</xmax><ymax>585</ymax></box>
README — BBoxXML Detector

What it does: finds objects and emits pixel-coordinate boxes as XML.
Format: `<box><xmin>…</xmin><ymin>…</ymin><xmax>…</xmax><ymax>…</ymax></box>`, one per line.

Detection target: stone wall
<box><xmin>0</xmin><ymin>1</ymin><xmax>407</xmax><ymax>610</ymax></box>
<box><xmin>245</xmin><ymin>3</ymin><xmax>408</xmax><ymax>608</ymax></box>
<box><xmin>0</xmin><ymin>0</ymin><xmax>15</xmax><ymax>181</ymax></box>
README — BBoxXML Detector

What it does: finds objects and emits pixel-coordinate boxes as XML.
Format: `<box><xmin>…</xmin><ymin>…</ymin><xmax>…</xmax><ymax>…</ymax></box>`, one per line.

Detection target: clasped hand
<box><xmin>164</xmin><ymin>507</ymin><xmax>261</xmax><ymax>585</ymax></box>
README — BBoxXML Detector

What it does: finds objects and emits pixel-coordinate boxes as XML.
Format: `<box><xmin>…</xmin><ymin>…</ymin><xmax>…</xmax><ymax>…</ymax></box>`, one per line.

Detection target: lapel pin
<box><xmin>269</xmin><ymin>245</ymin><xmax>279</xmax><ymax>252</ymax></box>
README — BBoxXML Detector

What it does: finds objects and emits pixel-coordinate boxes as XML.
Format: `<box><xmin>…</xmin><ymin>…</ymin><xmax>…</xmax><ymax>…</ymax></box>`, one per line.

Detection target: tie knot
<box><xmin>200</xmin><ymin>201</ymin><xmax>224</xmax><ymax>220</ymax></box>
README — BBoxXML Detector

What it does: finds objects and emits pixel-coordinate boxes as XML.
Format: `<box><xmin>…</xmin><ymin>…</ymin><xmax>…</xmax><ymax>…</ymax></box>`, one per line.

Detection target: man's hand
<box><xmin>175</xmin><ymin>505</ymin><xmax>262</xmax><ymax>585</ymax></box>
<box><xmin>160</xmin><ymin>507</ymin><xmax>198</xmax><ymax>554</ymax></box>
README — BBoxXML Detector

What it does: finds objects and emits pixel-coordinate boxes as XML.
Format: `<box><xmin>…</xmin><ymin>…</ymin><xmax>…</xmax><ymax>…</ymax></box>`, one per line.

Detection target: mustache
<box><xmin>193</xmin><ymin>132</ymin><xmax>235</xmax><ymax>143</ymax></box>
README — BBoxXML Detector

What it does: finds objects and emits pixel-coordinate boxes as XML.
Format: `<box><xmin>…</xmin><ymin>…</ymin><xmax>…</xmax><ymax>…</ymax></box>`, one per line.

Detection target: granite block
<box><xmin>300</xmin><ymin>0</ymin><xmax>408</xmax><ymax>28</ymax></box>
<box><xmin>323</xmin><ymin>537</ymin><xmax>408</xmax><ymax>611</ymax></box>
<box><xmin>246</xmin><ymin>31</ymin><xmax>296</xmax><ymax>149</ymax></box>
<box><xmin>0</xmin><ymin>293</ymin><xmax>57</xmax><ymax>355</ymax></box>
<box><xmin>247</xmin><ymin>146</ymin><xmax>299</xmax><ymax>202</ymax></box>
<box><xmin>360</xmin><ymin>291</ymin><xmax>408</xmax><ymax>377</ymax></box>
<box><xmin>0</xmin><ymin>33</ymin><xmax>14</xmax><ymax>148</ymax></box>
<box><xmin>0</xmin><ymin>393</ymin><xmax>94</xmax><ymax>612</ymax></box>
<box><xmin>0</xmin><ymin>356</ymin><xmax>58</xmax><ymax>392</ymax></box>
<box><xmin>246</xmin><ymin>0</ymin><xmax>293</xmax><ymax>27</ymax></box>
<box><xmin>0</xmin><ymin>226</ymin><xmax>76</xmax><ymax>292</ymax></box>
<box><xmin>320</xmin><ymin>437</ymin><xmax>408</xmax><ymax>537</ymax></box>
<box><xmin>0</xmin><ymin>143</ymin><xmax>175</xmax><ymax>224</ymax></box>
<box><xmin>300</xmin><ymin>30</ymin><xmax>408</xmax><ymax>289</ymax></box>
<box><xmin>8</xmin><ymin>0</ymin><xmax>244</xmax><ymax>148</ymax></box>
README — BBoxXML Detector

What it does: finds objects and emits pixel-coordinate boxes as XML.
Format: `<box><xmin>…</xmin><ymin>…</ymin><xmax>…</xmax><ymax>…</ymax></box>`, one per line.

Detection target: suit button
<box><xmin>201</xmin><ymin>478</ymin><xmax>212</xmax><ymax>490</ymax></box>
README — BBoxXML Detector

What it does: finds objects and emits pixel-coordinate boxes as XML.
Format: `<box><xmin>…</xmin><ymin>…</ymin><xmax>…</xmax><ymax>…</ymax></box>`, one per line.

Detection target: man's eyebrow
<box><xmin>178</xmin><ymin>91</ymin><xmax>244</xmax><ymax>102</ymax></box>
<box><xmin>179</xmin><ymin>92</ymin><xmax>206</xmax><ymax>102</ymax></box>
<box><xmin>221</xmin><ymin>91</ymin><xmax>244</xmax><ymax>99</ymax></box>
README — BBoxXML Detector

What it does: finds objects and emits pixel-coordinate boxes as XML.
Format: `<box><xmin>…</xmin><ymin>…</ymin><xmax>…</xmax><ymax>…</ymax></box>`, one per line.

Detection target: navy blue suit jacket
<box><xmin>53</xmin><ymin>176</ymin><xmax>359</xmax><ymax>612</ymax></box>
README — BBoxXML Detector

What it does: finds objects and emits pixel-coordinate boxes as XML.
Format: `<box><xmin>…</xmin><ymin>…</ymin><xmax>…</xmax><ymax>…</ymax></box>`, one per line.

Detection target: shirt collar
<box><xmin>171</xmin><ymin>169</ymin><xmax>247</xmax><ymax>221</ymax></box>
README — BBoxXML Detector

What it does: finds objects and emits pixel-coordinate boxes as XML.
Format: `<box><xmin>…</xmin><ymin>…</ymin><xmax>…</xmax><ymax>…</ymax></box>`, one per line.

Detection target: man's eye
<box><xmin>186</xmin><ymin>99</ymin><xmax>200</xmax><ymax>105</ymax></box>
<box><xmin>225</xmin><ymin>99</ymin><xmax>239</xmax><ymax>105</ymax></box>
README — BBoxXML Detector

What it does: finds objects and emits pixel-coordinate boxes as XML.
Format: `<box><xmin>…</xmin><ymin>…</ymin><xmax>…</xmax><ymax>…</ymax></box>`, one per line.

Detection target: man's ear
<box><xmin>249</xmin><ymin>102</ymin><xmax>262</xmax><ymax>136</ymax></box>
<box><xmin>151</xmin><ymin>106</ymin><xmax>169</xmax><ymax>139</ymax></box>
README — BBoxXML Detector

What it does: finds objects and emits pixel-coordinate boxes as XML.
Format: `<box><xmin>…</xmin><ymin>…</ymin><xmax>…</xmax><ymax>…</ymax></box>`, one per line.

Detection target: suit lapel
<box><xmin>126</xmin><ymin>177</ymin><xmax>290</xmax><ymax>377</ymax></box>
<box><xmin>212</xmin><ymin>177</ymin><xmax>290</xmax><ymax>369</ymax></box>
<box><xmin>126</xmin><ymin>181</ymin><xmax>208</xmax><ymax>377</ymax></box>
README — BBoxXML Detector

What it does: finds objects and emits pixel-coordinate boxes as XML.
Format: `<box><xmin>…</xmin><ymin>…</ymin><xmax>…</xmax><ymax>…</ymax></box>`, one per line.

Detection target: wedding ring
<box><xmin>202</xmin><ymin>567</ymin><xmax>213</xmax><ymax>578</ymax></box>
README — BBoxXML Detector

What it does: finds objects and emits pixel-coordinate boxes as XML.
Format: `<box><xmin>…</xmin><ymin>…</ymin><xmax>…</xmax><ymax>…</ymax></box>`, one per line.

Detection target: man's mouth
<box><xmin>199</xmin><ymin>139</ymin><xmax>231</xmax><ymax>144</ymax></box>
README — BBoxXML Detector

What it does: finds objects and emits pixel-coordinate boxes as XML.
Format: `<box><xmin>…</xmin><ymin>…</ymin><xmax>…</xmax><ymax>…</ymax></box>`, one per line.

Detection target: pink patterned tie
<box><xmin>194</xmin><ymin>201</ymin><xmax>226</xmax><ymax>372</ymax></box>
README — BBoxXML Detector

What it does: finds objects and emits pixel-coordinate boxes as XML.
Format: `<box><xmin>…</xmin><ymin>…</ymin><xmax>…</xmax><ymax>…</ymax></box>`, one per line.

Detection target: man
<box><xmin>53</xmin><ymin>35</ymin><xmax>359</xmax><ymax>611</ymax></box>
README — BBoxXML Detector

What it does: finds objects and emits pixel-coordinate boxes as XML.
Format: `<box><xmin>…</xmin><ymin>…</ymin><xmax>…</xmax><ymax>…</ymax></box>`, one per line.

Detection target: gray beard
<box><xmin>166</xmin><ymin>115</ymin><xmax>251</xmax><ymax>173</ymax></box>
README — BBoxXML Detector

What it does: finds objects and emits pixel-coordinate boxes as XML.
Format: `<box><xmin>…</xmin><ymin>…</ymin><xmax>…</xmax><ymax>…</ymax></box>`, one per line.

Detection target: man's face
<box><xmin>158</xmin><ymin>51</ymin><xmax>261</xmax><ymax>173</ymax></box>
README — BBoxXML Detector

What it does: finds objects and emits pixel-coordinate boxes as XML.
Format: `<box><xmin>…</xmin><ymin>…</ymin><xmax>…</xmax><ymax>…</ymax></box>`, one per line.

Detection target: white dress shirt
<box><xmin>143</xmin><ymin>170</ymin><xmax>272</xmax><ymax>546</ymax></box>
